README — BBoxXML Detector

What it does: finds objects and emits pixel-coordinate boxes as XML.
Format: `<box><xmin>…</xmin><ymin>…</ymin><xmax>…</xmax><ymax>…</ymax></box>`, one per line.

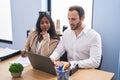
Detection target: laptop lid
<box><xmin>26</xmin><ymin>52</ymin><xmax>78</xmax><ymax>76</ymax></box>
<box><xmin>26</xmin><ymin>52</ymin><xmax>56</xmax><ymax>75</ymax></box>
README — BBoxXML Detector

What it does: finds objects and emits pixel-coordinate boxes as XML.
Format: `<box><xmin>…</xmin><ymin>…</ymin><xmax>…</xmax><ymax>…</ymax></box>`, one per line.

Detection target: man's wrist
<box><xmin>68</xmin><ymin>62</ymin><xmax>71</xmax><ymax>67</ymax></box>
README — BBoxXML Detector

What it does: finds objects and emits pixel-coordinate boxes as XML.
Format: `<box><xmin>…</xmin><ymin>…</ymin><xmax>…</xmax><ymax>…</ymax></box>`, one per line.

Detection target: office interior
<box><xmin>0</xmin><ymin>0</ymin><xmax>120</xmax><ymax>80</ymax></box>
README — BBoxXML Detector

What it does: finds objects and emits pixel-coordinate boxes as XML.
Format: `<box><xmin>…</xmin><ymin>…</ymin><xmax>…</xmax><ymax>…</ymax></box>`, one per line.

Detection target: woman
<box><xmin>21</xmin><ymin>12</ymin><xmax>60</xmax><ymax>57</ymax></box>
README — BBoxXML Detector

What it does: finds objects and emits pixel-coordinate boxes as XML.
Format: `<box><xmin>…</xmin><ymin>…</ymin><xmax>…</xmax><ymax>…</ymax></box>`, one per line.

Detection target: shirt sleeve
<box><xmin>50</xmin><ymin>37</ymin><xmax>66</xmax><ymax>60</ymax></box>
<box><xmin>77</xmin><ymin>33</ymin><xmax>102</xmax><ymax>68</ymax></box>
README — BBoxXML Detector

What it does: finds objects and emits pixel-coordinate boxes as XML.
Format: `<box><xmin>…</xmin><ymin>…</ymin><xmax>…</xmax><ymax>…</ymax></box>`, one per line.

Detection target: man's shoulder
<box><xmin>88</xmin><ymin>29</ymin><xmax>99</xmax><ymax>34</ymax></box>
<box><xmin>89</xmin><ymin>29</ymin><xmax>101</xmax><ymax>38</ymax></box>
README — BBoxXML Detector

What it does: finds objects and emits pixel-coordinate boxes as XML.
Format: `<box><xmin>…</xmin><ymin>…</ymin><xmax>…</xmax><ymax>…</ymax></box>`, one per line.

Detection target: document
<box><xmin>10</xmin><ymin>56</ymin><xmax>31</xmax><ymax>67</ymax></box>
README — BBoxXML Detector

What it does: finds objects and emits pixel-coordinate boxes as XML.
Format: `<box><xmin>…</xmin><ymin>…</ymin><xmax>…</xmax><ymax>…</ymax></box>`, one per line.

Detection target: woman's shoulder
<box><xmin>50</xmin><ymin>38</ymin><xmax>60</xmax><ymax>42</ymax></box>
<box><xmin>29</xmin><ymin>29</ymin><xmax>37</xmax><ymax>34</ymax></box>
<box><xmin>27</xmin><ymin>29</ymin><xmax>38</xmax><ymax>37</ymax></box>
<box><xmin>29</xmin><ymin>28</ymin><xmax>36</xmax><ymax>32</ymax></box>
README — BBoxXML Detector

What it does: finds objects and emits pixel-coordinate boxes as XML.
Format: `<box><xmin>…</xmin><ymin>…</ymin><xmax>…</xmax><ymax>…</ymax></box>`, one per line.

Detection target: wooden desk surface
<box><xmin>0</xmin><ymin>55</ymin><xmax>114</xmax><ymax>80</ymax></box>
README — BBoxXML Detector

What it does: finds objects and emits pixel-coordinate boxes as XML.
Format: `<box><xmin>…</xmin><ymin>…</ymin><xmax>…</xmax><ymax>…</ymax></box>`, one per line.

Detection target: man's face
<box><xmin>68</xmin><ymin>10</ymin><xmax>81</xmax><ymax>30</ymax></box>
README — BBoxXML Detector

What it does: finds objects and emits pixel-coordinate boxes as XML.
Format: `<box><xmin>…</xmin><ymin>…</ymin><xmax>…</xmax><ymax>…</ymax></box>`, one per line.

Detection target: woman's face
<box><xmin>40</xmin><ymin>16</ymin><xmax>50</xmax><ymax>31</ymax></box>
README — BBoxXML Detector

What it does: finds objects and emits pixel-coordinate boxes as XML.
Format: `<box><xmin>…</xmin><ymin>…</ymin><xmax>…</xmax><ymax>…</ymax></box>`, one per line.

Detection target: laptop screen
<box><xmin>26</xmin><ymin>52</ymin><xmax>56</xmax><ymax>75</ymax></box>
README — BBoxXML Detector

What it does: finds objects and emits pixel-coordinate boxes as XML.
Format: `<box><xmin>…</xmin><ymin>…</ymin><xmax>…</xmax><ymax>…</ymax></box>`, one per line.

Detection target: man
<box><xmin>50</xmin><ymin>5</ymin><xmax>102</xmax><ymax>69</ymax></box>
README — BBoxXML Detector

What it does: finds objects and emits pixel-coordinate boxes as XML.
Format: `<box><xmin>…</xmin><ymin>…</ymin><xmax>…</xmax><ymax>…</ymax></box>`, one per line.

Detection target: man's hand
<box><xmin>50</xmin><ymin>58</ymin><xmax>70</xmax><ymax>69</ymax></box>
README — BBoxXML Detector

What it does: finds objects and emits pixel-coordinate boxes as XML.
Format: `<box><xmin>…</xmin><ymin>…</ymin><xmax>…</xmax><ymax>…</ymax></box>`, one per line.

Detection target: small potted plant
<box><xmin>9</xmin><ymin>63</ymin><xmax>24</xmax><ymax>78</ymax></box>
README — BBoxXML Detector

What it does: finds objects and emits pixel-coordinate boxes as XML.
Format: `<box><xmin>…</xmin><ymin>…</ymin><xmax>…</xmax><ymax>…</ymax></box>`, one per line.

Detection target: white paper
<box><xmin>9</xmin><ymin>56</ymin><xmax>31</xmax><ymax>67</ymax></box>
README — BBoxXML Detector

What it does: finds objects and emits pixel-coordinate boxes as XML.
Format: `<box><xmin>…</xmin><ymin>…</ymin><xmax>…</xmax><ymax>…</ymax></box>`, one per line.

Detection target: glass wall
<box><xmin>50</xmin><ymin>0</ymin><xmax>93</xmax><ymax>33</ymax></box>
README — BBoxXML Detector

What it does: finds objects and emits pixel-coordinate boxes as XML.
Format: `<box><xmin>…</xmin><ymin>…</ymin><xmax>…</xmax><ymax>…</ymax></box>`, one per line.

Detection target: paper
<box><xmin>0</xmin><ymin>47</ymin><xmax>19</xmax><ymax>57</ymax></box>
<box><xmin>10</xmin><ymin>56</ymin><xmax>31</xmax><ymax>67</ymax></box>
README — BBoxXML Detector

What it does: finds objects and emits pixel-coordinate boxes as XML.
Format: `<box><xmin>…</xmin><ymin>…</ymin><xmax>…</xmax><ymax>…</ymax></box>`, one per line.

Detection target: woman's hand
<box><xmin>21</xmin><ymin>50</ymin><xmax>26</xmax><ymax>57</ymax></box>
<box><xmin>40</xmin><ymin>31</ymin><xmax>47</xmax><ymax>35</ymax></box>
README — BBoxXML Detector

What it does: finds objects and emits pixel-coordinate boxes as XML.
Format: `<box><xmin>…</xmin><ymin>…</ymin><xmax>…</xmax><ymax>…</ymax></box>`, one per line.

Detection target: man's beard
<box><xmin>71</xmin><ymin>21</ymin><xmax>82</xmax><ymax>30</ymax></box>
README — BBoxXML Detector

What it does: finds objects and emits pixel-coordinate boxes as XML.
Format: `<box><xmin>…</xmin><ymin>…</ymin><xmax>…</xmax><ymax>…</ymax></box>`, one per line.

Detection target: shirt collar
<box><xmin>81</xmin><ymin>25</ymin><xmax>90</xmax><ymax>35</ymax></box>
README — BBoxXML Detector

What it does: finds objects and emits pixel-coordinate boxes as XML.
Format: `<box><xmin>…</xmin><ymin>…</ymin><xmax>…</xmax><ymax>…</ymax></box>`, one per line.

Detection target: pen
<box><xmin>58</xmin><ymin>65</ymin><xmax>63</xmax><ymax>71</ymax></box>
<box><xmin>57</xmin><ymin>64</ymin><xmax>70</xmax><ymax>71</ymax></box>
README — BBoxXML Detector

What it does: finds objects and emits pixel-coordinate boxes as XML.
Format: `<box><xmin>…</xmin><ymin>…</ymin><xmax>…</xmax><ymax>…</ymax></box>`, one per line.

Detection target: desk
<box><xmin>0</xmin><ymin>55</ymin><xmax>114</xmax><ymax>80</ymax></box>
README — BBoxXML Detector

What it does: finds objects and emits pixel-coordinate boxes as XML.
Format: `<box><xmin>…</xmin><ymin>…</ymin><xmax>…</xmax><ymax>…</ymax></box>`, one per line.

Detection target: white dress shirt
<box><xmin>50</xmin><ymin>26</ymin><xmax>102</xmax><ymax>68</ymax></box>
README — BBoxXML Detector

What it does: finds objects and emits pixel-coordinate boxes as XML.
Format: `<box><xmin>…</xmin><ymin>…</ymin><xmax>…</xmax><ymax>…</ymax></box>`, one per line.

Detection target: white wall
<box><xmin>0</xmin><ymin>1</ymin><xmax>120</xmax><ymax>80</ymax></box>
<box><xmin>0</xmin><ymin>0</ymin><xmax>13</xmax><ymax>41</ymax></box>
<box><xmin>93</xmin><ymin>0</ymin><xmax>120</xmax><ymax>80</ymax></box>
<box><xmin>0</xmin><ymin>0</ymin><xmax>42</xmax><ymax>49</ymax></box>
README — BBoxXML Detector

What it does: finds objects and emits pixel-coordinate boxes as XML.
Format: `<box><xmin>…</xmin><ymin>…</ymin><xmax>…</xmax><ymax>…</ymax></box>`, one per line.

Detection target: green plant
<box><xmin>9</xmin><ymin>63</ymin><xmax>24</xmax><ymax>73</ymax></box>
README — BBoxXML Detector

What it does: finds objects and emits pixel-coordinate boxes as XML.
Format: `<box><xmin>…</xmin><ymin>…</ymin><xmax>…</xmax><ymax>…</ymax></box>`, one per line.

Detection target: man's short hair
<box><xmin>69</xmin><ymin>5</ymin><xmax>85</xmax><ymax>19</ymax></box>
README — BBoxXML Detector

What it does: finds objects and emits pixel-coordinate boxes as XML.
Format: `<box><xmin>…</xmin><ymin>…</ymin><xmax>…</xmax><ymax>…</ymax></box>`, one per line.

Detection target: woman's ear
<box><xmin>81</xmin><ymin>15</ymin><xmax>85</xmax><ymax>21</ymax></box>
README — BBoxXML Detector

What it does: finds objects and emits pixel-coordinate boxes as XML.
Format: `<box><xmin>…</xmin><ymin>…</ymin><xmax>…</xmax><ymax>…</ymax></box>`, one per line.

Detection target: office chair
<box><xmin>60</xmin><ymin>51</ymin><xmax>68</xmax><ymax>61</ymax></box>
<box><xmin>27</xmin><ymin>30</ymin><xmax>30</xmax><ymax>37</ymax></box>
<box><xmin>27</xmin><ymin>29</ymin><xmax>35</xmax><ymax>37</ymax></box>
<box><xmin>59</xmin><ymin>26</ymin><xmax>68</xmax><ymax>61</ymax></box>
<box><xmin>96</xmin><ymin>55</ymin><xmax>103</xmax><ymax>70</ymax></box>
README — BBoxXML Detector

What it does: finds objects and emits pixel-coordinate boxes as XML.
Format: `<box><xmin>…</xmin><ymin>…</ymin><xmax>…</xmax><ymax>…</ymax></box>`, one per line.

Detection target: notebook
<box><xmin>26</xmin><ymin>52</ymin><xmax>78</xmax><ymax>76</ymax></box>
<box><xmin>0</xmin><ymin>48</ymin><xmax>20</xmax><ymax>61</ymax></box>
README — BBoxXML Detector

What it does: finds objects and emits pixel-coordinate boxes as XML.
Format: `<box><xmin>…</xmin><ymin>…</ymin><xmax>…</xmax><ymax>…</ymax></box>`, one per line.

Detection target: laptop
<box><xmin>0</xmin><ymin>48</ymin><xmax>20</xmax><ymax>61</ymax></box>
<box><xmin>26</xmin><ymin>52</ymin><xmax>78</xmax><ymax>76</ymax></box>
